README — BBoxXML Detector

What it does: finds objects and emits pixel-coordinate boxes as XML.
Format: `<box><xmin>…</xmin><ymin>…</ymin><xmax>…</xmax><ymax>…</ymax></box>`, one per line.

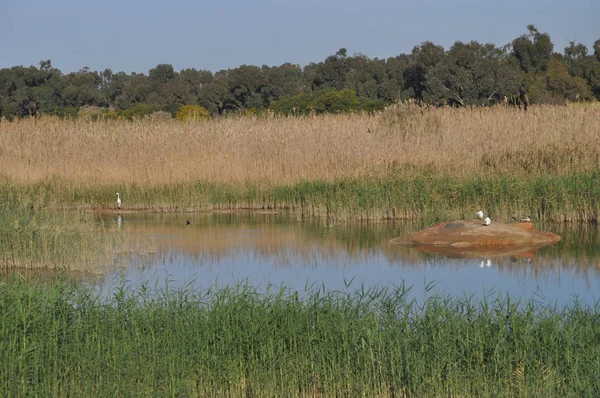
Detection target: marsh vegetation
<box><xmin>1</xmin><ymin>104</ymin><xmax>599</xmax><ymax>222</ymax></box>
<box><xmin>2</xmin><ymin>104</ymin><xmax>600</xmax><ymax>396</ymax></box>
<box><xmin>1</xmin><ymin>278</ymin><xmax>599</xmax><ymax>397</ymax></box>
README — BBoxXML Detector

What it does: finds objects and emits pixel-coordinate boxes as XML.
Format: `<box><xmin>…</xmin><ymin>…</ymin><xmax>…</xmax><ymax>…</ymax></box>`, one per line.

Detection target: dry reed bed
<box><xmin>1</xmin><ymin>105</ymin><xmax>599</xmax><ymax>187</ymax></box>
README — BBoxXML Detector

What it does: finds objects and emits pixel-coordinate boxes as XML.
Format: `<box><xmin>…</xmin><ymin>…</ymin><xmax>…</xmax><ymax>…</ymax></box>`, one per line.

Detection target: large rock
<box><xmin>389</xmin><ymin>220</ymin><xmax>561</xmax><ymax>258</ymax></box>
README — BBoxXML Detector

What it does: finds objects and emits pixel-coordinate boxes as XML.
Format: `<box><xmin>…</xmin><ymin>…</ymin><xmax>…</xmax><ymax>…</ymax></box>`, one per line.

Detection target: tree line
<box><xmin>1</xmin><ymin>25</ymin><xmax>599</xmax><ymax>119</ymax></box>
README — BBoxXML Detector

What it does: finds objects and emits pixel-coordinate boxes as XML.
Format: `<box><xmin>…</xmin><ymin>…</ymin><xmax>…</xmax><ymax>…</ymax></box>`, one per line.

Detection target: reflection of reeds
<box><xmin>1</xmin><ymin>105</ymin><xmax>599</xmax><ymax>220</ymax></box>
<box><xmin>109</xmin><ymin>213</ymin><xmax>423</xmax><ymax>269</ymax></box>
<box><xmin>2</xmin><ymin>279</ymin><xmax>598</xmax><ymax>396</ymax></box>
<box><xmin>0</xmin><ymin>197</ymin><xmax>128</xmax><ymax>272</ymax></box>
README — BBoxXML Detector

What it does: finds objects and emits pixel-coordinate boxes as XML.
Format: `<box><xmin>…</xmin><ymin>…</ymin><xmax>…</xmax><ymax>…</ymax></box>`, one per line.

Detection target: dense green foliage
<box><xmin>1</xmin><ymin>26</ymin><xmax>598</xmax><ymax>120</ymax></box>
<box><xmin>1</xmin><ymin>278</ymin><xmax>599</xmax><ymax>396</ymax></box>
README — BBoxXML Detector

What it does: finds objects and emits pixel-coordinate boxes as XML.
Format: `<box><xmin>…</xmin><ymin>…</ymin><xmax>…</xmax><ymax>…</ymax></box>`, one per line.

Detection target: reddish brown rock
<box><xmin>389</xmin><ymin>220</ymin><xmax>560</xmax><ymax>258</ymax></box>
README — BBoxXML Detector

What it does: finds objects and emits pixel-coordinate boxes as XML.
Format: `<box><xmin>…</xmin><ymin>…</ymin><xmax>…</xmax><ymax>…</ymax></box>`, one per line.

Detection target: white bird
<box><xmin>116</xmin><ymin>193</ymin><xmax>121</xmax><ymax>209</ymax></box>
<box><xmin>521</xmin><ymin>216</ymin><xmax>531</xmax><ymax>222</ymax></box>
<box><xmin>484</xmin><ymin>216</ymin><xmax>491</xmax><ymax>226</ymax></box>
<box><xmin>476</xmin><ymin>210</ymin><xmax>484</xmax><ymax>219</ymax></box>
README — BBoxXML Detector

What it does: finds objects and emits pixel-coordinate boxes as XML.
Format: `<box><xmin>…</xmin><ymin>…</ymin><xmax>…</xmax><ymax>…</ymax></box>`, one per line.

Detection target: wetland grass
<box><xmin>1</xmin><ymin>104</ymin><xmax>599</xmax><ymax>221</ymax></box>
<box><xmin>0</xmin><ymin>187</ymin><xmax>128</xmax><ymax>272</ymax></box>
<box><xmin>1</xmin><ymin>278</ymin><xmax>599</xmax><ymax>397</ymax></box>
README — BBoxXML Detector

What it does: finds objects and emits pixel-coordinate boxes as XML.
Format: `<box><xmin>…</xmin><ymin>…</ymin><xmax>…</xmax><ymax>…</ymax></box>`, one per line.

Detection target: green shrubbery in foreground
<box><xmin>1</xmin><ymin>278</ymin><xmax>599</xmax><ymax>397</ymax></box>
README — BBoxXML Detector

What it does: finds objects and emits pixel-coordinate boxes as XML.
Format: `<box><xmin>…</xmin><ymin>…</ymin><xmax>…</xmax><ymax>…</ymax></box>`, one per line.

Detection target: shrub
<box><xmin>270</xmin><ymin>89</ymin><xmax>363</xmax><ymax>115</ymax></box>
<box><xmin>175</xmin><ymin>105</ymin><xmax>211</xmax><ymax>122</ymax></box>
<box><xmin>53</xmin><ymin>106</ymin><xmax>79</xmax><ymax>119</ymax></box>
<box><xmin>120</xmin><ymin>104</ymin><xmax>162</xmax><ymax>120</ymax></box>
<box><xmin>144</xmin><ymin>111</ymin><xmax>174</xmax><ymax>123</ymax></box>
<box><xmin>77</xmin><ymin>106</ymin><xmax>107</xmax><ymax>121</ymax></box>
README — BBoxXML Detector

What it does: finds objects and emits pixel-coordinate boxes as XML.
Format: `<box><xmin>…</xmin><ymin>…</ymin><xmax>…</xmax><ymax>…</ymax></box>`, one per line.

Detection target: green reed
<box><xmin>1</xmin><ymin>278</ymin><xmax>599</xmax><ymax>397</ymax></box>
<box><xmin>0</xmin><ymin>185</ymin><xmax>112</xmax><ymax>271</ymax></box>
<box><xmin>4</xmin><ymin>170</ymin><xmax>600</xmax><ymax>223</ymax></box>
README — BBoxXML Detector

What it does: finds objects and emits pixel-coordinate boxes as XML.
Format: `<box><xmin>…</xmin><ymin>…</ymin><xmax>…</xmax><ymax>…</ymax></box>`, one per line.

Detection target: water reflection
<box><xmin>97</xmin><ymin>212</ymin><xmax>600</xmax><ymax>307</ymax></box>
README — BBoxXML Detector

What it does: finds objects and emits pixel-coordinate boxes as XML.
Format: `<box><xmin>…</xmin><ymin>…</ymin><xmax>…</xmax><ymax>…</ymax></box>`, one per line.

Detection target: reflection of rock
<box><xmin>389</xmin><ymin>220</ymin><xmax>560</xmax><ymax>259</ymax></box>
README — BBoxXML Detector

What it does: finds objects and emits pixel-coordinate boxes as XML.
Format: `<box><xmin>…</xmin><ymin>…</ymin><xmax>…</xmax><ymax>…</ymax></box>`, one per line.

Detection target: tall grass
<box><xmin>0</xmin><ymin>186</ymin><xmax>124</xmax><ymax>272</ymax></box>
<box><xmin>2</xmin><ymin>171</ymin><xmax>599</xmax><ymax>222</ymax></box>
<box><xmin>1</xmin><ymin>278</ymin><xmax>599</xmax><ymax>397</ymax></box>
<box><xmin>2</xmin><ymin>104</ymin><xmax>599</xmax><ymax>185</ymax></box>
<box><xmin>1</xmin><ymin>104</ymin><xmax>599</xmax><ymax>220</ymax></box>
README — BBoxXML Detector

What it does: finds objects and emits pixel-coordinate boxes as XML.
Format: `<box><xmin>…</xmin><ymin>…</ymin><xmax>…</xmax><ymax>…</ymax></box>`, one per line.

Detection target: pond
<box><xmin>96</xmin><ymin>212</ymin><xmax>600</xmax><ymax>307</ymax></box>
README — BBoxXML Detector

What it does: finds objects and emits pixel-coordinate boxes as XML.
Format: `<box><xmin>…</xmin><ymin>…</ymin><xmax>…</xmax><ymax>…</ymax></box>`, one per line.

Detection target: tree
<box><xmin>261</xmin><ymin>63</ymin><xmax>306</xmax><ymax>103</ymax></box>
<box><xmin>404</xmin><ymin>41</ymin><xmax>445</xmax><ymax>103</ymax></box>
<box><xmin>511</xmin><ymin>25</ymin><xmax>553</xmax><ymax>73</ymax></box>
<box><xmin>227</xmin><ymin>65</ymin><xmax>267</xmax><ymax>109</ymax></box>
<box><xmin>149</xmin><ymin>64</ymin><xmax>175</xmax><ymax>84</ymax></box>
<box><xmin>180</xmin><ymin>68</ymin><xmax>213</xmax><ymax>97</ymax></box>
<box><xmin>122</xmin><ymin>73</ymin><xmax>152</xmax><ymax>106</ymax></box>
<box><xmin>424</xmin><ymin>41</ymin><xmax>499</xmax><ymax>106</ymax></box>
<box><xmin>100</xmin><ymin>70</ymin><xmax>130</xmax><ymax>109</ymax></box>
<box><xmin>197</xmin><ymin>77</ymin><xmax>232</xmax><ymax>114</ymax></box>
<box><xmin>529</xmin><ymin>59</ymin><xmax>592</xmax><ymax>103</ymax></box>
<box><xmin>312</xmin><ymin>49</ymin><xmax>351</xmax><ymax>91</ymax></box>
<box><xmin>60</xmin><ymin>68</ymin><xmax>104</xmax><ymax>108</ymax></box>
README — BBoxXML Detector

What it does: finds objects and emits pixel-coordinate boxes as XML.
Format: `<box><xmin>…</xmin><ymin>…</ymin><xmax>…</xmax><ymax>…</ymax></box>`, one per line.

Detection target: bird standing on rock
<box><xmin>116</xmin><ymin>193</ymin><xmax>121</xmax><ymax>209</ymax></box>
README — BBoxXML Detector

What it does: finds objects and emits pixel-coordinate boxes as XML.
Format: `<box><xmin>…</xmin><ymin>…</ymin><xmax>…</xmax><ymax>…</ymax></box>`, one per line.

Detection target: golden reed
<box><xmin>1</xmin><ymin>104</ymin><xmax>598</xmax><ymax>187</ymax></box>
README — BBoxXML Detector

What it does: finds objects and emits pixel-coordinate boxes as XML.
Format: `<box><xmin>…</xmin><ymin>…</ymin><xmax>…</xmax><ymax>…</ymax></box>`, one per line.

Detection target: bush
<box><xmin>77</xmin><ymin>106</ymin><xmax>107</xmax><ymax>121</ymax></box>
<box><xmin>144</xmin><ymin>111</ymin><xmax>174</xmax><ymax>123</ymax></box>
<box><xmin>120</xmin><ymin>104</ymin><xmax>162</xmax><ymax>120</ymax></box>
<box><xmin>175</xmin><ymin>105</ymin><xmax>211</xmax><ymax>122</ymax></box>
<box><xmin>53</xmin><ymin>106</ymin><xmax>79</xmax><ymax>119</ymax></box>
<box><xmin>270</xmin><ymin>89</ymin><xmax>363</xmax><ymax>115</ymax></box>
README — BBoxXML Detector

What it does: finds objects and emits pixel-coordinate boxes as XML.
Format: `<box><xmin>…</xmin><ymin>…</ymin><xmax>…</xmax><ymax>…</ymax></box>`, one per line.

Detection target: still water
<box><xmin>98</xmin><ymin>212</ymin><xmax>600</xmax><ymax>307</ymax></box>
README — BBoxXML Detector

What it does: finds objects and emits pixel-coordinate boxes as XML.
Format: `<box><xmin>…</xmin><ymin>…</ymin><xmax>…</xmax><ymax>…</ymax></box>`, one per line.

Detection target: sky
<box><xmin>1</xmin><ymin>0</ymin><xmax>598</xmax><ymax>75</ymax></box>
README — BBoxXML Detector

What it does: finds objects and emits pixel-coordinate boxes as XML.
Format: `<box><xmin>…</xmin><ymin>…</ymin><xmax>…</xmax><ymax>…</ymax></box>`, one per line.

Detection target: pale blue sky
<box><xmin>1</xmin><ymin>0</ymin><xmax>597</xmax><ymax>74</ymax></box>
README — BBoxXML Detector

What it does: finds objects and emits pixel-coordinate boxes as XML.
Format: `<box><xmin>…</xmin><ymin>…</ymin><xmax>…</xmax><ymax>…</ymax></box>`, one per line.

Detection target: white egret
<box><xmin>484</xmin><ymin>216</ymin><xmax>491</xmax><ymax>226</ymax></box>
<box><xmin>116</xmin><ymin>193</ymin><xmax>121</xmax><ymax>209</ymax></box>
<box><xmin>476</xmin><ymin>210</ymin><xmax>484</xmax><ymax>219</ymax></box>
<box><xmin>521</xmin><ymin>216</ymin><xmax>531</xmax><ymax>222</ymax></box>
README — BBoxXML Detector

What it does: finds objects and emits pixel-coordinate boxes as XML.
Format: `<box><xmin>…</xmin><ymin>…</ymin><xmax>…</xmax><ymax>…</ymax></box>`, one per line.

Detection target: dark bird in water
<box><xmin>186</xmin><ymin>220</ymin><xmax>191</xmax><ymax>225</ymax></box>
